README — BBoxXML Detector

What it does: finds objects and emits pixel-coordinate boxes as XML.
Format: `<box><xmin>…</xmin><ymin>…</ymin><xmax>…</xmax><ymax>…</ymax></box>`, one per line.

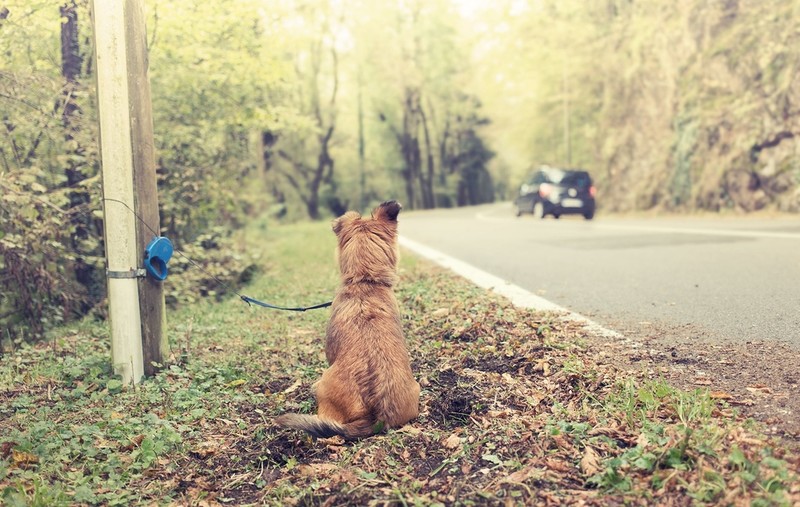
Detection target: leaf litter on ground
<box><xmin>0</xmin><ymin>219</ymin><xmax>798</xmax><ymax>506</ymax></box>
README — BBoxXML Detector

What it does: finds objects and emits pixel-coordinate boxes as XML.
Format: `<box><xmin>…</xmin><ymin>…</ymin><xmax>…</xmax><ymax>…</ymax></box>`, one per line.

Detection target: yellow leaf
<box><xmin>283</xmin><ymin>379</ymin><xmax>302</xmax><ymax>394</ymax></box>
<box><xmin>226</xmin><ymin>379</ymin><xmax>247</xmax><ymax>388</ymax></box>
<box><xmin>12</xmin><ymin>450</ymin><xmax>38</xmax><ymax>469</ymax></box>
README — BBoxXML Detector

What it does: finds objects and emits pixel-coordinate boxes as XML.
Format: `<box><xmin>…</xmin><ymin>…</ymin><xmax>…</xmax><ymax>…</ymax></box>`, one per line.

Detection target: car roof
<box><xmin>537</xmin><ymin>166</ymin><xmax>588</xmax><ymax>175</ymax></box>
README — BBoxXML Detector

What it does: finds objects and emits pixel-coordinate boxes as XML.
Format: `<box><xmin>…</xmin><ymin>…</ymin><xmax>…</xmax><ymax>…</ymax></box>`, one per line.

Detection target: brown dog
<box><xmin>276</xmin><ymin>200</ymin><xmax>420</xmax><ymax>439</ymax></box>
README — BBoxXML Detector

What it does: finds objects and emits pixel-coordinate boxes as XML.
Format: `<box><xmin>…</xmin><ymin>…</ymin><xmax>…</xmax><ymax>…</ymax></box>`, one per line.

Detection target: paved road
<box><xmin>399</xmin><ymin>203</ymin><xmax>800</xmax><ymax>346</ymax></box>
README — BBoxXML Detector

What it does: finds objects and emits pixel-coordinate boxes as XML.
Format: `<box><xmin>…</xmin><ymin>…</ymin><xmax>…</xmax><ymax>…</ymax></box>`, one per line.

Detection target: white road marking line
<box><xmin>399</xmin><ymin>235</ymin><xmax>623</xmax><ymax>339</ymax></box>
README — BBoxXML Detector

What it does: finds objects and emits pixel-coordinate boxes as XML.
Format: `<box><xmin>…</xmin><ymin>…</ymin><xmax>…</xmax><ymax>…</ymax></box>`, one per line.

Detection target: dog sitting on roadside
<box><xmin>276</xmin><ymin>200</ymin><xmax>420</xmax><ymax>439</ymax></box>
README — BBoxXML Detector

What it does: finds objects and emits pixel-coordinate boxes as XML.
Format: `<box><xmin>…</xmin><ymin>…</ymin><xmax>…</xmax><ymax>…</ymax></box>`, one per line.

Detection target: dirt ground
<box><xmin>587</xmin><ymin>319</ymin><xmax>800</xmax><ymax>448</ymax></box>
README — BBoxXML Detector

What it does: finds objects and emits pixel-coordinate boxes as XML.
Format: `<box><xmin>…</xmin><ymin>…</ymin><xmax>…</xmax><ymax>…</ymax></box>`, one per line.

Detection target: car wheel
<box><xmin>533</xmin><ymin>202</ymin><xmax>545</xmax><ymax>219</ymax></box>
<box><xmin>553</xmin><ymin>214</ymin><xmax>561</xmax><ymax>219</ymax></box>
<box><xmin>583</xmin><ymin>210</ymin><xmax>594</xmax><ymax>220</ymax></box>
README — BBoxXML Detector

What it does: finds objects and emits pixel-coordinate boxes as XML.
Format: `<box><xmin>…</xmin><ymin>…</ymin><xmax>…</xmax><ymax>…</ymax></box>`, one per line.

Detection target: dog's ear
<box><xmin>373</xmin><ymin>200</ymin><xmax>402</xmax><ymax>222</ymax></box>
<box><xmin>332</xmin><ymin>211</ymin><xmax>360</xmax><ymax>235</ymax></box>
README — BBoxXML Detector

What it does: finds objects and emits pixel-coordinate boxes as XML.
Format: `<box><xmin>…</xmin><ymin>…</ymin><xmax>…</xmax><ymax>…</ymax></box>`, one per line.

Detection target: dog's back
<box><xmin>276</xmin><ymin>201</ymin><xmax>420</xmax><ymax>439</ymax></box>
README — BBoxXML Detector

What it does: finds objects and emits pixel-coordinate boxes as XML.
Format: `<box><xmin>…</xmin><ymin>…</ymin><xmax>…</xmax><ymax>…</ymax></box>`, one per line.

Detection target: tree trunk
<box><xmin>439</xmin><ymin>119</ymin><xmax>450</xmax><ymax>185</ymax></box>
<box><xmin>61</xmin><ymin>2</ymin><xmax>82</xmax><ymax>90</ymax></box>
<box><xmin>61</xmin><ymin>1</ymin><xmax>99</xmax><ymax>310</ymax></box>
<box><xmin>276</xmin><ymin>34</ymin><xmax>338</xmax><ymax>220</ymax></box>
<box><xmin>419</xmin><ymin>104</ymin><xmax>435</xmax><ymax>208</ymax></box>
<box><xmin>306</xmin><ymin>189</ymin><xmax>320</xmax><ymax>220</ymax></box>
<box><xmin>401</xmin><ymin>88</ymin><xmax>422</xmax><ymax>209</ymax></box>
<box><xmin>261</xmin><ymin>130</ymin><xmax>277</xmax><ymax>172</ymax></box>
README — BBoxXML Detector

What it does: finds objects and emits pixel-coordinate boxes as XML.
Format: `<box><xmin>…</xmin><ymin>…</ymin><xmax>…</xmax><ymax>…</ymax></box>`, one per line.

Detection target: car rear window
<box><xmin>559</xmin><ymin>171</ymin><xmax>591</xmax><ymax>189</ymax></box>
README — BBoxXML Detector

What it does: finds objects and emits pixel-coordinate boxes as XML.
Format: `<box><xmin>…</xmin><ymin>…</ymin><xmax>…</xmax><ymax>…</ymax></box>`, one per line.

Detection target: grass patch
<box><xmin>1</xmin><ymin>218</ymin><xmax>799</xmax><ymax>505</ymax></box>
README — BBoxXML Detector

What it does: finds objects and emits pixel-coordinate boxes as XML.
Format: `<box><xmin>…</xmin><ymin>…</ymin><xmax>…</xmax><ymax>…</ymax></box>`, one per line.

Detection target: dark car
<box><xmin>515</xmin><ymin>166</ymin><xmax>596</xmax><ymax>219</ymax></box>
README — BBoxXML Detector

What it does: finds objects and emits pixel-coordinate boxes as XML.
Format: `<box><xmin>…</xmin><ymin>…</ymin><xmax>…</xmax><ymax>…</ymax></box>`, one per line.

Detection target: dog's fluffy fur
<box><xmin>275</xmin><ymin>200</ymin><xmax>420</xmax><ymax>439</ymax></box>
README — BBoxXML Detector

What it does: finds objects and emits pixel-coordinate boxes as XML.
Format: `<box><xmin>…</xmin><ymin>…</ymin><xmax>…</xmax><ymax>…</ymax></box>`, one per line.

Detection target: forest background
<box><xmin>2</xmin><ymin>0</ymin><xmax>799</xmax><ymax>339</ymax></box>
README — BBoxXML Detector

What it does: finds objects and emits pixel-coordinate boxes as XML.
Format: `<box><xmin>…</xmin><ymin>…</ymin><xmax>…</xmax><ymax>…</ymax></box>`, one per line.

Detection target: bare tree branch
<box><xmin>274</xmin><ymin>166</ymin><xmax>308</xmax><ymax>205</ymax></box>
<box><xmin>277</xmin><ymin>149</ymin><xmax>311</xmax><ymax>179</ymax></box>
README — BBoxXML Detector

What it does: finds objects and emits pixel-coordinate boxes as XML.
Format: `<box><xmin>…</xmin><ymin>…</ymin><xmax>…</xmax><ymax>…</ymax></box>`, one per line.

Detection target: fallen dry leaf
<box><xmin>283</xmin><ymin>379</ymin><xmax>302</xmax><ymax>394</ymax></box>
<box><xmin>733</xmin><ymin>436</ymin><xmax>765</xmax><ymax>446</ymax></box>
<box><xmin>319</xmin><ymin>435</ymin><xmax>345</xmax><ymax>446</ymax></box>
<box><xmin>580</xmin><ymin>446</ymin><xmax>602</xmax><ymax>476</ymax></box>
<box><xmin>120</xmin><ymin>434</ymin><xmax>146</xmax><ymax>452</ymax></box>
<box><xmin>505</xmin><ymin>465</ymin><xmax>536</xmax><ymax>483</ymax></box>
<box><xmin>545</xmin><ymin>458</ymin><xmax>572</xmax><ymax>473</ymax></box>
<box><xmin>191</xmin><ymin>441</ymin><xmax>221</xmax><ymax>459</ymax></box>
<box><xmin>396</xmin><ymin>425</ymin><xmax>422</xmax><ymax>435</ymax></box>
<box><xmin>330</xmin><ymin>468</ymin><xmax>359</xmax><ymax>486</ymax></box>
<box><xmin>11</xmin><ymin>449</ymin><xmax>38</xmax><ymax>469</ymax></box>
<box><xmin>534</xmin><ymin>359</ymin><xmax>552</xmax><ymax>376</ymax></box>
<box><xmin>587</xmin><ymin>426</ymin><xmax>618</xmax><ymax>437</ymax></box>
<box><xmin>709</xmin><ymin>391</ymin><xmax>733</xmax><ymax>400</ymax></box>
<box><xmin>298</xmin><ymin>463</ymin><xmax>338</xmax><ymax>477</ymax></box>
<box><xmin>443</xmin><ymin>433</ymin><xmax>461</xmax><ymax>449</ymax></box>
<box><xmin>552</xmin><ymin>434</ymin><xmax>573</xmax><ymax>451</ymax></box>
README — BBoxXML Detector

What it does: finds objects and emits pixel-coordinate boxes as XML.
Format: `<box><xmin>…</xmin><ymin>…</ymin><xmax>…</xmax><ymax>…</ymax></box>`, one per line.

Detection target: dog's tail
<box><xmin>275</xmin><ymin>413</ymin><xmax>378</xmax><ymax>440</ymax></box>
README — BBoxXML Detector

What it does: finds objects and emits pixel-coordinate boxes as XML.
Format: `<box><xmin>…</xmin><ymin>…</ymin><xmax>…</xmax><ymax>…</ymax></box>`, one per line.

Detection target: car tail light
<box><xmin>539</xmin><ymin>183</ymin><xmax>553</xmax><ymax>198</ymax></box>
<box><xmin>589</xmin><ymin>186</ymin><xmax>597</xmax><ymax>197</ymax></box>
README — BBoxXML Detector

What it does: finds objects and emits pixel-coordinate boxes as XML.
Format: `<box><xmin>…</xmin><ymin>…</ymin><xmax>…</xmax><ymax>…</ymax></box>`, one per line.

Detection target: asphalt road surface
<box><xmin>399</xmin><ymin>202</ymin><xmax>800</xmax><ymax>347</ymax></box>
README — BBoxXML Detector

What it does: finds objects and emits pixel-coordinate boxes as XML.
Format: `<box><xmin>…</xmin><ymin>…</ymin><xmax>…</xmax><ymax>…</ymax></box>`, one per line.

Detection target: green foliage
<box><xmin>341</xmin><ymin>0</ymin><xmax>496</xmax><ymax>211</ymax></box>
<box><xmin>148</xmin><ymin>0</ymin><xmax>289</xmax><ymax>237</ymax></box>
<box><xmin>1</xmin><ymin>1</ymin><xmax>104</xmax><ymax>339</ymax></box>
<box><xmin>474</xmin><ymin>0</ymin><xmax>800</xmax><ymax>212</ymax></box>
<box><xmin>0</xmin><ymin>0</ymin><xmax>282</xmax><ymax>340</ymax></box>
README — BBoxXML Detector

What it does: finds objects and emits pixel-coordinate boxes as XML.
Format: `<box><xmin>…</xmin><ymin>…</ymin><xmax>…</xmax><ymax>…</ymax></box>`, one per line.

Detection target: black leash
<box><xmin>239</xmin><ymin>295</ymin><xmax>332</xmax><ymax>312</ymax></box>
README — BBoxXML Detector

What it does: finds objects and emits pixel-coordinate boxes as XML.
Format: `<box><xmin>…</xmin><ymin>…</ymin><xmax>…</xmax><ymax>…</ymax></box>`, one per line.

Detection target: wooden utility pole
<box><xmin>92</xmin><ymin>0</ymin><xmax>166</xmax><ymax>384</ymax></box>
<box><xmin>124</xmin><ymin>0</ymin><xmax>168</xmax><ymax>378</ymax></box>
